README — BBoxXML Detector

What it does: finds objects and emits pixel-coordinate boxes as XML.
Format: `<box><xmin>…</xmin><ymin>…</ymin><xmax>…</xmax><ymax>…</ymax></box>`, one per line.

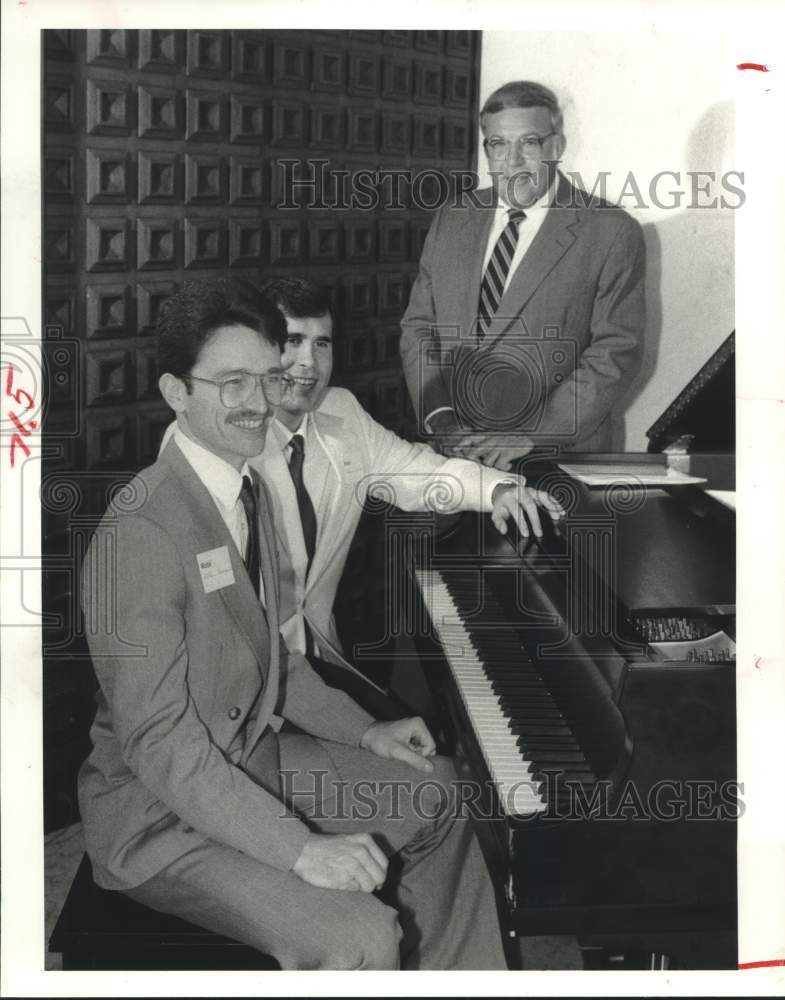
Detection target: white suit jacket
<box><xmin>251</xmin><ymin>387</ymin><xmax>516</xmax><ymax>668</ymax></box>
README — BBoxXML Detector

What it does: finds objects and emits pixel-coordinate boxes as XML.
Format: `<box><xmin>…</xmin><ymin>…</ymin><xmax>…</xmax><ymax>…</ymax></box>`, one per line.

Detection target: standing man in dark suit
<box><xmin>78</xmin><ymin>278</ymin><xmax>508</xmax><ymax>970</ymax></box>
<box><xmin>400</xmin><ymin>80</ymin><xmax>645</xmax><ymax>468</ymax></box>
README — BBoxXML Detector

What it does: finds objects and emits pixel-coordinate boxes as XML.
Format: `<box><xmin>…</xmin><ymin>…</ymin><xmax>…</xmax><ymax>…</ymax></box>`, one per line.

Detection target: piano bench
<box><xmin>49</xmin><ymin>855</ymin><xmax>280</xmax><ymax>971</ymax></box>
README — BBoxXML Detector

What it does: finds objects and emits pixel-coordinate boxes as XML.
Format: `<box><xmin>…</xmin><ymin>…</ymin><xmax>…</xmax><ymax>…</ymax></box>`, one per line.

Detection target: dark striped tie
<box><xmin>477</xmin><ymin>208</ymin><xmax>526</xmax><ymax>343</ymax></box>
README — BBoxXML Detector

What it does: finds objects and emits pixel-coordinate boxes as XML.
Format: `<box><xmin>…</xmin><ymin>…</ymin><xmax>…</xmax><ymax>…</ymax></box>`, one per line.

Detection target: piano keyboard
<box><xmin>416</xmin><ymin>566</ymin><xmax>597</xmax><ymax>817</ymax></box>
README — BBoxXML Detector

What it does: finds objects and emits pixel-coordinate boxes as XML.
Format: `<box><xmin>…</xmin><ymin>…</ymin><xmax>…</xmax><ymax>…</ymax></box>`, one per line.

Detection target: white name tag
<box><xmin>197</xmin><ymin>545</ymin><xmax>235</xmax><ymax>593</ymax></box>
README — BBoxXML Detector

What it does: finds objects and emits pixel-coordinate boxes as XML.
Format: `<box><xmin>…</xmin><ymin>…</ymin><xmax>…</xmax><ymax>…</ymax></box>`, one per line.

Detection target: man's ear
<box><xmin>554</xmin><ymin>131</ymin><xmax>567</xmax><ymax>161</ymax></box>
<box><xmin>159</xmin><ymin>373</ymin><xmax>188</xmax><ymax>413</ymax></box>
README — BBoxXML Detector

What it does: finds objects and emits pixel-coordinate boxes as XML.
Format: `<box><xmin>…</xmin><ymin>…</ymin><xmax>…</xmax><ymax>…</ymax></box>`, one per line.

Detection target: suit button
<box><xmin>228</xmin><ymin>706</ymin><xmax>241</xmax><ymax>721</ymax></box>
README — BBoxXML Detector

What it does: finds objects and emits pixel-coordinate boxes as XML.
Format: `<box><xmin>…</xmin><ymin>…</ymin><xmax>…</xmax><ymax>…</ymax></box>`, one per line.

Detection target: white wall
<box><xmin>480</xmin><ymin>31</ymin><xmax>736</xmax><ymax>450</ymax></box>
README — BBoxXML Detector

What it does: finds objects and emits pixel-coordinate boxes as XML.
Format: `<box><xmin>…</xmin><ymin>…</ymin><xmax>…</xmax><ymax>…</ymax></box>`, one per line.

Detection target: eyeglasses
<box><xmin>484</xmin><ymin>133</ymin><xmax>558</xmax><ymax>160</ymax></box>
<box><xmin>184</xmin><ymin>370</ymin><xmax>285</xmax><ymax>408</ymax></box>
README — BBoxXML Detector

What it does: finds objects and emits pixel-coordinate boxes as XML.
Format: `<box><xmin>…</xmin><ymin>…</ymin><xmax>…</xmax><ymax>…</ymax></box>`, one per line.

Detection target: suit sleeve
<box><xmin>82</xmin><ymin>515</ymin><xmax>310</xmax><ymax>872</ymax></box>
<box><xmin>345</xmin><ymin>391</ymin><xmax>514</xmax><ymax>512</ymax></box>
<box><xmin>536</xmin><ymin>213</ymin><xmax>645</xmax><ymax>443</ymax></box>
<box><xmin>277</xmin><ymin>648</ymin><xmax>375</xmax><ymax>743</ymax></box>
<box><xmin>399</xmin><ymin>207</ymin><xmax>457</xmax><ymax>427</ymax></box>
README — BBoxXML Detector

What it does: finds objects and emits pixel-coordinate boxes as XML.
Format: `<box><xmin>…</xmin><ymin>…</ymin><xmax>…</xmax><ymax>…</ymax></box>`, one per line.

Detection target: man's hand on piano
<box><xmin>442</xmin><ymin>432</ymin><xmax>535</xmax><ymax>470</ymax></box>
<box><xmin>491</xmin><ymin>482</ymin><xmax>566</xmax><ymax>539</ymax></box>
<box><xmin>360</xmin><ymin>717</ymin><xmax>437</xmax><ymax>774</ymax></box>
<box><xmin>292</xmin><ymin>832</ymin><xmax>389</xmax><ymax>893</ymax></box>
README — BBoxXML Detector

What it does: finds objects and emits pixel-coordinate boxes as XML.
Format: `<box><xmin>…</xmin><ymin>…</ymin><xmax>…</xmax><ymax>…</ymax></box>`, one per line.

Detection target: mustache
<box><xmin>227</xmin><ymin>410</ymin><xmax>268</xmax><ymax>422</ymax></box>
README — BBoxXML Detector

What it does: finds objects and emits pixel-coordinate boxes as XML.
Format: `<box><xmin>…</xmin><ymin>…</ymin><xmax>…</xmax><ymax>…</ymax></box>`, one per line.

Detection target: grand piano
<box><xmin>407</xmin><ymin>333</ymin><xmax>737</xmax><ymax>969</ymax></box>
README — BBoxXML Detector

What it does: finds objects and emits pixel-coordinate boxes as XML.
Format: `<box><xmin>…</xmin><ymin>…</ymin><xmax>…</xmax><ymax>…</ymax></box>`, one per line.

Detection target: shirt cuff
<box><xmin>487</xmin><ymin>474</ymin><xmax>524</xmax><ymax>509</ymax></box>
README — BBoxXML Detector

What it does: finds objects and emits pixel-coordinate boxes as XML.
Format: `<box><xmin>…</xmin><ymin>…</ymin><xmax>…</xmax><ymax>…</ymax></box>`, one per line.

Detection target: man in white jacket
<box><xmin>255</xmin><ymin>278</ymin><xmax>564</xmax><ymax>705</ymax></box>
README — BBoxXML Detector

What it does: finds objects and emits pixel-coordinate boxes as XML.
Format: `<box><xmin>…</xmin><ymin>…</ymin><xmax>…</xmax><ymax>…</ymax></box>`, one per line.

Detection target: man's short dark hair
<box><xmin>261</xmin><ymin>277</ymin><xmax>335</xmax><ymax>323</ymax></box>
<box><xmin>156</xmin><ymin>278</ymin><xmax>286</xmax><ymax>383</ymax></box>
<box><xmin>480</xmin><ymin>81</ymin><xmax>563</xmax><ymax>133</ymax></box>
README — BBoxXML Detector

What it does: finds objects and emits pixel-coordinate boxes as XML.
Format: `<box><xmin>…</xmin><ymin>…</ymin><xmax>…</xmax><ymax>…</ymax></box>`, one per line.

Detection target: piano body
<box><xmin>407</xmin><ymin>333</ymin><xmax>737</xmax><ymax>968</ymax></box>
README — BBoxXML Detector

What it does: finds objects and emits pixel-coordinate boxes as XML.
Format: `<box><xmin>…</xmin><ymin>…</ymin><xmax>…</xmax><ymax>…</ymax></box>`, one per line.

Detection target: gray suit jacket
<box><xmin>78</xmin><ymin>440</ymin><xmax>373</xmax><ymax>890</ymax></box>
<box><xmin>400</xmin><ymin>174</ymin><xmax>646</xmax><ymax>451</ymax></box>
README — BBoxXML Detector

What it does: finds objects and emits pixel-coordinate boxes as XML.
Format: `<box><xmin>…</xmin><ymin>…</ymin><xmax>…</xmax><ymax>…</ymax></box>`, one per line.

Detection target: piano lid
<box><xmin>646</xmin><ymin>331</ymin><xmax>735</xmax><ymax>454</ymax></box>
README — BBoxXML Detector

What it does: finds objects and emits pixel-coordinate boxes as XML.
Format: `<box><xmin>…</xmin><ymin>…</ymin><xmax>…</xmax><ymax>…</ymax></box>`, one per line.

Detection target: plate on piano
<box><xmin>557</xmin><ymin>462</ymin><xmax>707</xmax><ymax>487</ymax></box>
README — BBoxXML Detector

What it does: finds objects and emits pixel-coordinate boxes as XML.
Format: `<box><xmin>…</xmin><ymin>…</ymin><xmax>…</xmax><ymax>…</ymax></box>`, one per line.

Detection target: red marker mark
<box><xmin>754</xmin><ymin>655</ymin><xmax>762</xmax><ymax>670</ymax></box>
<box><xmin>3</xmin><ymin>364</ymin><xmax>38</xmax><ymax>468</ymax></box>
<box><xmin>737</xmin><ymin>62</ymin><xmax>771</xmax><ymax>72</ymax></box>
<box><xmin>739</xmin><ymin>958</ymin><xmax>785</xmax><ymax>969</ymax></box>
<box><xmin>735</xmin><ymin>394</ymin><xmax>785</xmax><ymax>404</ymax></box>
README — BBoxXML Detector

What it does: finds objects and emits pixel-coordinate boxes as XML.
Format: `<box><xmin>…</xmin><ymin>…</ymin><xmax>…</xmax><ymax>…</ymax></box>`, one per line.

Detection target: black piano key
<box><xmin>516</xmin><ymin>736</ymin><xmax>581</xmax><ymax>751</ymax></box>
<box><xmin>521</xmin><ymin>750</ymin><xmax>587</xmax><ymax>763</ymax></box>
<box><xmin>498</xmin><ymin>704</ymin><xmax>563</xmax><ymax>719</ymax></box>
<box><xmin>532</xmin><ymin>770</ymin><xmax>597</xmax><ymax>784</ymax></box>
<box><xmin>531</xmin><ymin>763</ymin><xmax>595</xmax><ymax>778</ymax></box>
<box><xmin>509</xmin><ymin>721</ymin><xmax>572</xmax><ymax>735</ymax></box>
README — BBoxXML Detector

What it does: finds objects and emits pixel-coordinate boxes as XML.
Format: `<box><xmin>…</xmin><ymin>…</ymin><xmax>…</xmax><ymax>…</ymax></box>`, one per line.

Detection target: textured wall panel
<box><xmin>230</xmin><ymin>96</ymin><xmax>266</xmax><ymax>144</ymax></box>
<box><xmin>137</xmin><ymin>280</ymin><xmax>177</xmax><ymax>335</ymax></box>
<box><xmin>184</xmin><ymin>218</ymin><xmax>227</xmax><ymax>268</ymax></box>
<box><xmin>272</xmin><ymin>39</ymin><xmax>310</xmax><ymax>88</ymax></box>
<box><xmin>85</xmin><ymin>283</ymin><xmax>131</xmax><ymax>338</ymax></box>
<box><xmin>86</xmin><ymin>77</ymin><xmax>133</xmax><ymax>135</ymax></box>
<box><xmin>270</xmin><ymin>220</ymin><xmax>305</xmax><ymax>265</ymax></box>
<box><xmin>44</xmin><ymin>153</ymin><xmax>75</xmax><ymax>201</ymax></box>
<box><xmin>312</xmin><ymin>45</ymin><xmax>344</xmax><ymax>92</ymax></box>
<box><xmin>86</xmin><ymin>29</ymin><xmax>129</xmax><ymax>67</ymax></box>
<box><xmin>229</xmin><ymin>221</ymin><xmax>266</xmax><ymax>268</ymax></box>
<box><xmin>186</xmin><ymin>30</ymin><xmax>230</xmax><ymax>79</ymax></box>
<box><xmin>44</xmin><ymin>77</ymin><xmax>76</xmax><ymax>132</ymax></box>
<box><xmin>86</xmin><ymin>148</ymin><xmax>130</xmax><ymax>203</ymax></box>
<box><xmin>137</xmin><ymin>218</ymin><xmax>179</xmax><ymax>270</ymax></box>
<box><xmin>184</xmin><ymin>154</ymin><xmax>225</xmax><ymax>205</ymax></box>
<box><xmin>232</xmin><ymin>32</ymin><xmax>269</xmax><ymax>83</ymax></box>
<box><xmin>229</xmin><ymin>155</ymin><xmax>265</xmax><ymax>204</ymax></box>
<box><xmin>138</xmin><ymin>84</ymin><xmax>182</xmax><ymax>139</ymax></box>
<box><xmin>85</xmin><ymin>346</ymin><xmax>133</xmax><ymax>406</ymax></box>
<box><xmin>186</xmin><ymin>89</ymin><xmax>226</xmax><ymax>141</ymax></box>
<box><xmin>138</xmin><ymin>150</ymin><xmax>180</xmax><ymax>204</ymax></box>
<box><xmin>86</xmin><ymin>218</ymin><xmax>130</xmax><ymax>272</ymax></box>
<box><xmin>138</xmin><ymin>29</ymin><xmax>181</xmax><ymax>73</ymax></box>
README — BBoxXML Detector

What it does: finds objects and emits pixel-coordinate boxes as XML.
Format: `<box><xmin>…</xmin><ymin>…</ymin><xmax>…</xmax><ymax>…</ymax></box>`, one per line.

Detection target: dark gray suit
<box><xmin>401</xmin><ymin>174</ymin><xmax>646</xmax><ymax>452</ymax></box>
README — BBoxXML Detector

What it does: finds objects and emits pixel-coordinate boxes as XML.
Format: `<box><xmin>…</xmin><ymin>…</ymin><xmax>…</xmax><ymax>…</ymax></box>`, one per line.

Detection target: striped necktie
<box><xmin>477</xmin><ymin>208</ymin><xmax>526</xmax><ymax>343</ymax></box>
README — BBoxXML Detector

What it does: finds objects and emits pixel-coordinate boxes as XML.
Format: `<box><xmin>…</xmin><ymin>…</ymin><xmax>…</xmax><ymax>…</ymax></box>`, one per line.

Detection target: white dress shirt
<box><xmin>173</xmin><ymin>427</ymin><xmax>265</xmax><ymax>604</ymax></box>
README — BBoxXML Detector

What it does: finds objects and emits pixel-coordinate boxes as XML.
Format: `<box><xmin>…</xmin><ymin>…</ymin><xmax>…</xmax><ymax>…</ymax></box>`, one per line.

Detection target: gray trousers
<box><xmin>123</xmin><ymin>733</ymin><xmax>507</xmax><ymax>970</ymax></box>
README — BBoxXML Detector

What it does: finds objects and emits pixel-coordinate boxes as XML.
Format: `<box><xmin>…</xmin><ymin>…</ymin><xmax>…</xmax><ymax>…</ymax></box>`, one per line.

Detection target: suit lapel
<box><xmin>481</xmin><ymin>175</ymin><xmax>580</xmax><ymax>348</ymax></box>
<box><xmin>244</xmin><ymin>471</ymin><xmax>280</xmax><ymax>753</ymax></box>
<box><xmin>304</xmin><ymin>412</ymin><xmax>356</xmax><ymax>592</ymax></box>
<box><xmin>165</xmin><ymin>442</ymin><xmax>272</xmax><ymax>680</ymax></box>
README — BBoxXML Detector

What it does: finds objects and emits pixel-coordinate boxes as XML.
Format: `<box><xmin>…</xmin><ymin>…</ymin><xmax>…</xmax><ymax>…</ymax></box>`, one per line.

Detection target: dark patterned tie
<box><xmin>476</xmin><ymin>208</ymin><xmax>526</xmax><ymax>342</ymax></box>
<box><xmin>239</xmin><ymin>475</ymin><xmax>261</xmax><ymax>599</ymax></box>
<box><xmin>288</xmin><ymin>434</ymin><xmax>317</xmax><ymax>578</ymax></box>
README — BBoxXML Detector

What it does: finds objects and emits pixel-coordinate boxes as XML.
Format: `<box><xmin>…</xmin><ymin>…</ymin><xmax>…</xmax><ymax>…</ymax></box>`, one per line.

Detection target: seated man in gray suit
<box><xmin>255</xmin><ymin>277</ymin><xmax>564</xmax><ymax>707</ymax></box>
<box><xmin>79</xmin><ymin>278</ymin><xmax>508</xmax><ymax>969</ymax></box>
<box><xmin>400</xmin><ymin>80</ymin><xmax>645</xmax><ymax>469</ymax></box>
